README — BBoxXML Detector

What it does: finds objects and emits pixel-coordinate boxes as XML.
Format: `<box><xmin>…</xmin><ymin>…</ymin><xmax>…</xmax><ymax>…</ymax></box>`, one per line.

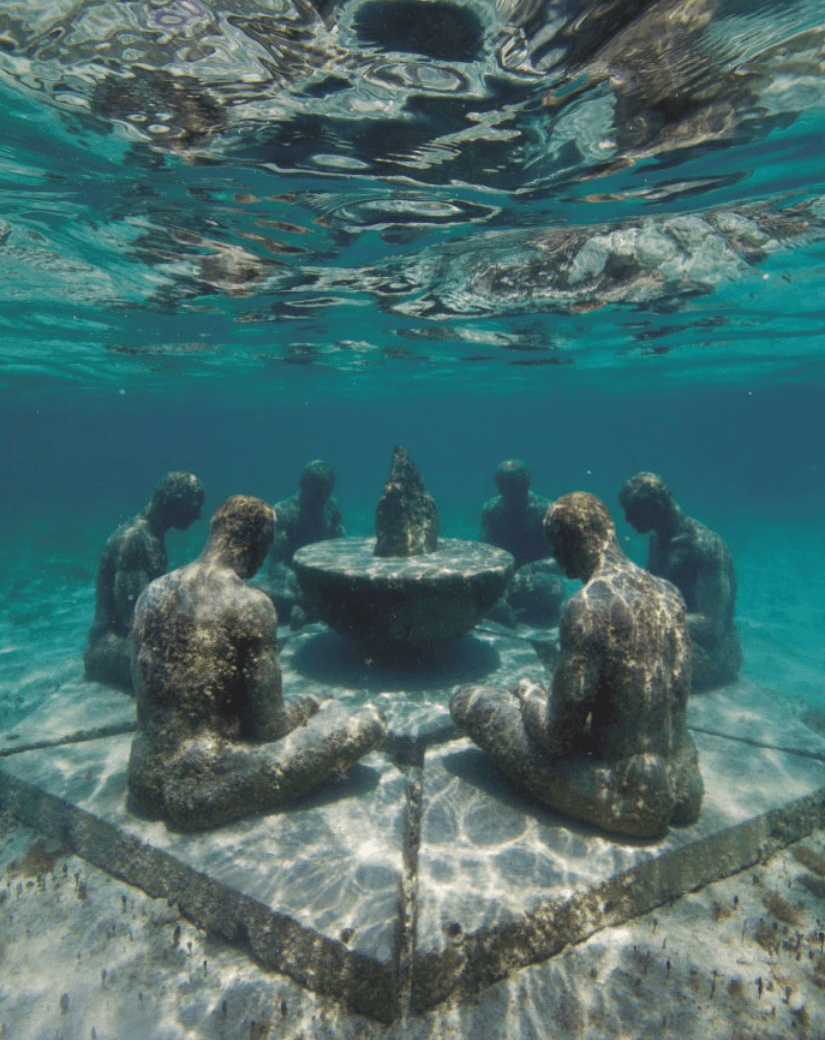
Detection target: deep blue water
<box><xmin>1</xmin><ymin>0</ymin><xmax>824</xmax><ymax>696</ymax></box>
<box><xmin>3</xmin><ymin>380</ymin><xmax>825</xmax><ymax>543</ymax></box>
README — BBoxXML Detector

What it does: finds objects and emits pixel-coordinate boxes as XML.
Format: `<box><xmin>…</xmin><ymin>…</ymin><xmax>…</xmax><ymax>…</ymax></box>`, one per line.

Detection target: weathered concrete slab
<box><xmin>279</xmin><ymin>625</ymin><xmax>544</xmax><ymax>756</ymax></box>
<box><xmin>687</xmin><ymin>676</ymin><xmax>825</xmax><ymax>761</ymax></box>
<box><xmin>0</xmin><ymin>677</ymin><xmax>135</xmax><ymax>757</ymax></box>
<box><xmin>0</xmin><ymin>734</ymin><xmax>408</xmax><ymax>1022</ymax></box>
<box><xmin>4</xmin><ymin>624</ymin><xmax>825</xmax><ymax>1023</ymax></box>
<box><xmin>411</xmin><ymin>723</ymin><xmax>825</xmax><ymax>1012</ymax></box>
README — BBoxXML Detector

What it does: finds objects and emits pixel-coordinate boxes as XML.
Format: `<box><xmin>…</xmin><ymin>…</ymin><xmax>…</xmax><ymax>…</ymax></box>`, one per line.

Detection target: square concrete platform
<box><xmin>0</xmin><ymin>734</ymin><xmax>408</xmax><ymax>1022</ymax></box>
<box><xmin>2</xmin><ymin>631</ymin><xmax>825</xmax><ymax>1023</ymax></box>
<box><xmin>0</xmin><ymin>679</ymin><xmax>136</xmax><ymax>758</ymax></box>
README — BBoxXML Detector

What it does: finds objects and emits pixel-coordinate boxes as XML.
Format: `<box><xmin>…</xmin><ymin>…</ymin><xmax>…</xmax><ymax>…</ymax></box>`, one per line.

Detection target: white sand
<box><xmin>2</xmin><ymin>808</ymin><xmax>824</xmax><ymax>1040</ymax></box>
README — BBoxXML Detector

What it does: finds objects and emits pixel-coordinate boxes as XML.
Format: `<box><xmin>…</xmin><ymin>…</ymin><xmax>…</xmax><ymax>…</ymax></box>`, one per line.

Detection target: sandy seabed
<box><xmin>1</xmin><ymin>810</ymin><xmax>825</xmax><ymax>1040</ymax></box>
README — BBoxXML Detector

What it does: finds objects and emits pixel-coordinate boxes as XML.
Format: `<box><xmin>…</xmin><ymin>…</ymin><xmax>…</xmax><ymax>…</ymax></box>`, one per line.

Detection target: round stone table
<box><xmin>292</xmin><ymin>537</ymin><xmax>514</xmax><ymax>654</ymax></box>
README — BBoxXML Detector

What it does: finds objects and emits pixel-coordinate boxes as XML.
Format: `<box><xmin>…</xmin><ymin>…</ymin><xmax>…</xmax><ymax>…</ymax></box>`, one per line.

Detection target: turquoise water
<box><xmin>1</xmin><ymin>0</ymin><xmax>824</xmax><ymax>747</ymax></box>
<box><xmin>1</xmin><ymin>5</ymin><xmax>824</xmax><ymax>720</ymax></box>
<box><xmin>1</xmin><ymin>3</ymin><xmax>824</xmax><ymax>519</ymax></box>
<box><xmin>1</xmin><ymin>1</ymin><xmax>825</xmax><ymax>1030</ymax></box>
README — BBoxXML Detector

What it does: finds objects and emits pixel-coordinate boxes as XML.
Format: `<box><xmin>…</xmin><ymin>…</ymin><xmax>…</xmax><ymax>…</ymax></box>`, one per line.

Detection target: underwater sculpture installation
<box><xmin>84</xmin><ymin>470</ymin><xmax>205</xmax><ymax>691</ymax></box>
<box><xmin>619</xmin><ymin>471</ymin><xmax>741</xmax><ymax>690</ymax></box>
<box><xmin>451</xmin><ymin>492</ymin><xmax>704</xmax><ymax>838</ymax></box>
<box><xmin>480</xmin><ymin>458</ymin><xmax>551</xmax><ymax>569</ymax></box>
<box><xmin>480</xmin><ymin>458</ymin><xmax>563</xmax><ymax>627</ymax></box>
<box><xmin>271</xmin><ymin>459</ymin><xmax>345</xmax><ymax>565</ymax></box>
<box><xmin>292</xmin><ymin>446</ymin><xmax>514</xmax><ymax>655</ymax></box>
<box><xmin>127</xmin><ymin>495</ymin><xmax>385</xmax><ymax>830</ymax></box>
<box><xmin>264</xmin><ymin>459</ymin><xmax>345</xmax><ymax>625</ymax></box>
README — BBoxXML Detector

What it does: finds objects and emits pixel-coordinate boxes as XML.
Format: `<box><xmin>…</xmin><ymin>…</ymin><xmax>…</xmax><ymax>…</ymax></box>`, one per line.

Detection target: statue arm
<box><xmin>479</xmin><ymin>502</ymin><xmax>496</xmax><ymax>544</ymax></box>
<box><xmin>243</xmin><ymin>598</ymin><xmax>288</xmax><ymax>741</ymax></box>
<box><xmin>679</xmin><ymin>533</ymin><xmax>731</xmax><ymax>644</ymax></box>
<box><xmin>539</xmin><ymin>601</ymin><xmax>598</xmax><ymax>758</ymax></box>
<box><xmin>130</xmin><ymin>590</ymin><xmax>153</xmax><ymax>723</ymax></box>
<box><xmin>269</xmin><ymin>526</ymin><xmax>291</xmax><ymax>565</ymax></box>
<box><xmin>687</xmin><ymin>559</ymin><xmax>729</xmax><ymax>643</ymax></box>
<box><xmin>646</xmin><ymin>531</ymin><xmax>662</xmax><ymax>573</ymax></box>
<box><xmin>330</xmin><ymin>501</ymin><xmax>345</xmax><ymax>538</ymax></box>
<box><xmin>242</xmin><ymin>596</ymin><xmax>319</xmax><ymax>740</ymax></box>
<box><xmin>112</xmin><ymin>529</ymin><xmax>162</xmax><ymax>632</ymax></box>
<box><xmin>89</xmin><ymin>542</ymin><xmax>117</xmax><ymax>631</ymax></box>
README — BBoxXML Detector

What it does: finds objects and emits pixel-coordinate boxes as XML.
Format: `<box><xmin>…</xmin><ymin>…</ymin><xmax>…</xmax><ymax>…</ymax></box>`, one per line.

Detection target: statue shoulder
<box><xmin>273</xmin><ymin>493</ymin><xmax>300</xmax><ymax>523</ymax></box>
<box><xmin>231</xmin><ymin>581</ymin><xmax>279</xmax><ymax>639</ymax></box>
<box><xmin>676</xmin><ymin>518</ymin><xmax>726</xmax><ymax>569</ymax></box>
<box><xmin>527</xmin><ymin>492</ymin><xmax>551</xmax><ymax>516</ymax></box>
<box><xmin>480</xmin><ymin>495</ymin><xmax>501</xmax><ymax>516</ymax></box>
<box><xmin>119</xmin><ymin>516</ymin><xmax>160</xmax><ymax>561</ymax></box>
<box><xmin>559</xmin><ymin>589</ymin><xmax>591</xmax><ymax>635</ymax></box>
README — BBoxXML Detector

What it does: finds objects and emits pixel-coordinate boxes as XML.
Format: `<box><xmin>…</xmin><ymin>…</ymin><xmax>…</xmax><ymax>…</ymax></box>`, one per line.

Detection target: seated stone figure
<box><xmin>266</xmin><ymin>460</ymin><xmax>345</xmax><ymax>624</ymax></box>
<box><xmin>480</xmin><ymin>459</ymin><xmax>551</xmax><ymax>569</ymax></box>
<box><xmin>451</xmin><ymin>492</ymin><xmax>703</xmax><ymax>839</ymax></box>
<box><xmin>128</xmin><ymin>495</ymin><xmax>384</xmax><ymax>830</ymax></box>
<box><xmin>480</xmin><ymin>459</ymin><xmax>561</xmax><ymax>628</ymax></box>
<box><xmin>271</xmin><ymin>459</ymin><xmax>344</xmax><ymax>564</ymax></box>
<box><xmin>618</xmin><ymin>472</ymin><xmax>741</xmax><ymax>690</ymax></box>
<box><xmin>84</xmin><ymin>471</ymin><xmax>205</xmax><ymax>690</ymax></box>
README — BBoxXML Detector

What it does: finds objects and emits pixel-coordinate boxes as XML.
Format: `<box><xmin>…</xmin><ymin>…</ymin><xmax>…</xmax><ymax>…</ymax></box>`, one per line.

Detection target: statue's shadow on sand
<box><xmin>287</xmin><ymin>629</ymin><xmax>501</xmax><ymax>693</ymax></box>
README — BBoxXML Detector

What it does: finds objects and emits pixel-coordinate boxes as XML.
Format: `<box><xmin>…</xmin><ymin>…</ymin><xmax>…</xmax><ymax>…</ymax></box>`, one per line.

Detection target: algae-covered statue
<box><xmin>480</xmin><ymin>459</ymin><xmax>562</xmax><ymax>628</ymax></box>
<box><xmin>451</xmin><ymin>492</ymin><xmax>703</xmax><ymax>838</ymax></box>
<box><xmin>619</xmin><ymin>472</ymin><xmax>741</xmax><ymax>690</ymax></box>
<box><xmin>84</xmin><ymin>471</ymin><xmax>205</xmax><ymax>690</ymax></box>
<box><xmin>270</xmin><ymin>460</ymin><xmax>345</xmax><ymax>565</ymax></box>
<box><xmin>479</xmin><ymin>459</ymin><xmax>551</xmax><ymax>570</ymax></box>
<box><xmin>266</xmin><ymin>460</ymin><xmax>345</xmax><ymax>625</ymax></box>
<box><xmin>127</xmin><ymin>495</ymin><xmax>385</xmax><ymax>830</ymax></box>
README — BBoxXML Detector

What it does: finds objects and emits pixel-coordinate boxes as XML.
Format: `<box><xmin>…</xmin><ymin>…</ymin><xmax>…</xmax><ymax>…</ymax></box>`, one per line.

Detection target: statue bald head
<box><xmin>299</xmin><ymin>460</ymin><xmax>335</xmax><ymax>506</ymax></box>
<box><xmin>150</xmin><ymin>471</ymin><xmax>204</xmax><ymax>530</ymax></box>
<box><xmin>495</xmin><ymin>459</ymin><xmax>530</xmax><ymax>505</ymax></box>
<box><xmin>544</xmin><ymin>492</ymin><xmax>615</xmax><ymax>581</ymax></box>
<box><xmin>618</xmin><ymin>472</ymin><xmax>677</xmax><ymax>534</ymax></box>
<box><xmin>208</xmin><ymin>495</ymin><xmax>276</xmax><ymax>578</ymax></box>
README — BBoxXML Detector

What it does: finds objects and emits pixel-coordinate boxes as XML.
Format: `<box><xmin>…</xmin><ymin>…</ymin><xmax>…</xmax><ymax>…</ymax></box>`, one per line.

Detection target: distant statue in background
<box><xmin>84</xmin><ymin>471</ymin><xmax>205</xmax><ymax>691</ymax></box>
<box><xmin>127</xmin><ymin>495</ymin><xmax>385</xmax><ymax>831</ymax></box>
<box><xmin>265</xmin><ymin>460</ymin><xmax>345</xmax><ymax>625</ymax></box>
<box><xmin>619</xmin><ymin>472</ymin><xmax>741</xmax><ymax>690</ymax></box>
<box><xmin>480</xmin><ymin>459</ymin><xmax>563</xmax><ymax>628</ymax></box>
<box><xmin>452</xmin><ymin>492</ymin><xmax>703</xmax><ymax>838</ymax></box>
<box><xmin>271</xmin><ymin>459</ymin><xmax>345</xmax><ymax>564</ymax></box>
<box><xmin>480</xmin><ymin>459</ymin><xmax>550</xmax><ymax>568</ymax></box>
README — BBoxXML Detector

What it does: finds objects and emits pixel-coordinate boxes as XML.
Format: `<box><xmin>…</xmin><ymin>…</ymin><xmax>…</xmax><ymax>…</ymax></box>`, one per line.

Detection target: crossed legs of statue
<box><xmin>450</xmin><ymin>684</ymin><xmax>703</xmax><ymax>839</ymax></box>
<box><xmin>128</xmin><ymin>701</ymin><xmax>385</xmax><ymax>830</ymax></box>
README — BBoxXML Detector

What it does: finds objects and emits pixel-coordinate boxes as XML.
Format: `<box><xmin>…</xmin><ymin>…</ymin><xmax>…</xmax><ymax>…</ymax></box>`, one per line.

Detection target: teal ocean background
<box><xmin>3</xmin><ymin>4</ymin><xmax>825</xmax><ymax>1036</ymax></box>
<box><xmin>2</xmin><ymin>0</ymin><xmax>825</xmax><ymax>730</ymax></box>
